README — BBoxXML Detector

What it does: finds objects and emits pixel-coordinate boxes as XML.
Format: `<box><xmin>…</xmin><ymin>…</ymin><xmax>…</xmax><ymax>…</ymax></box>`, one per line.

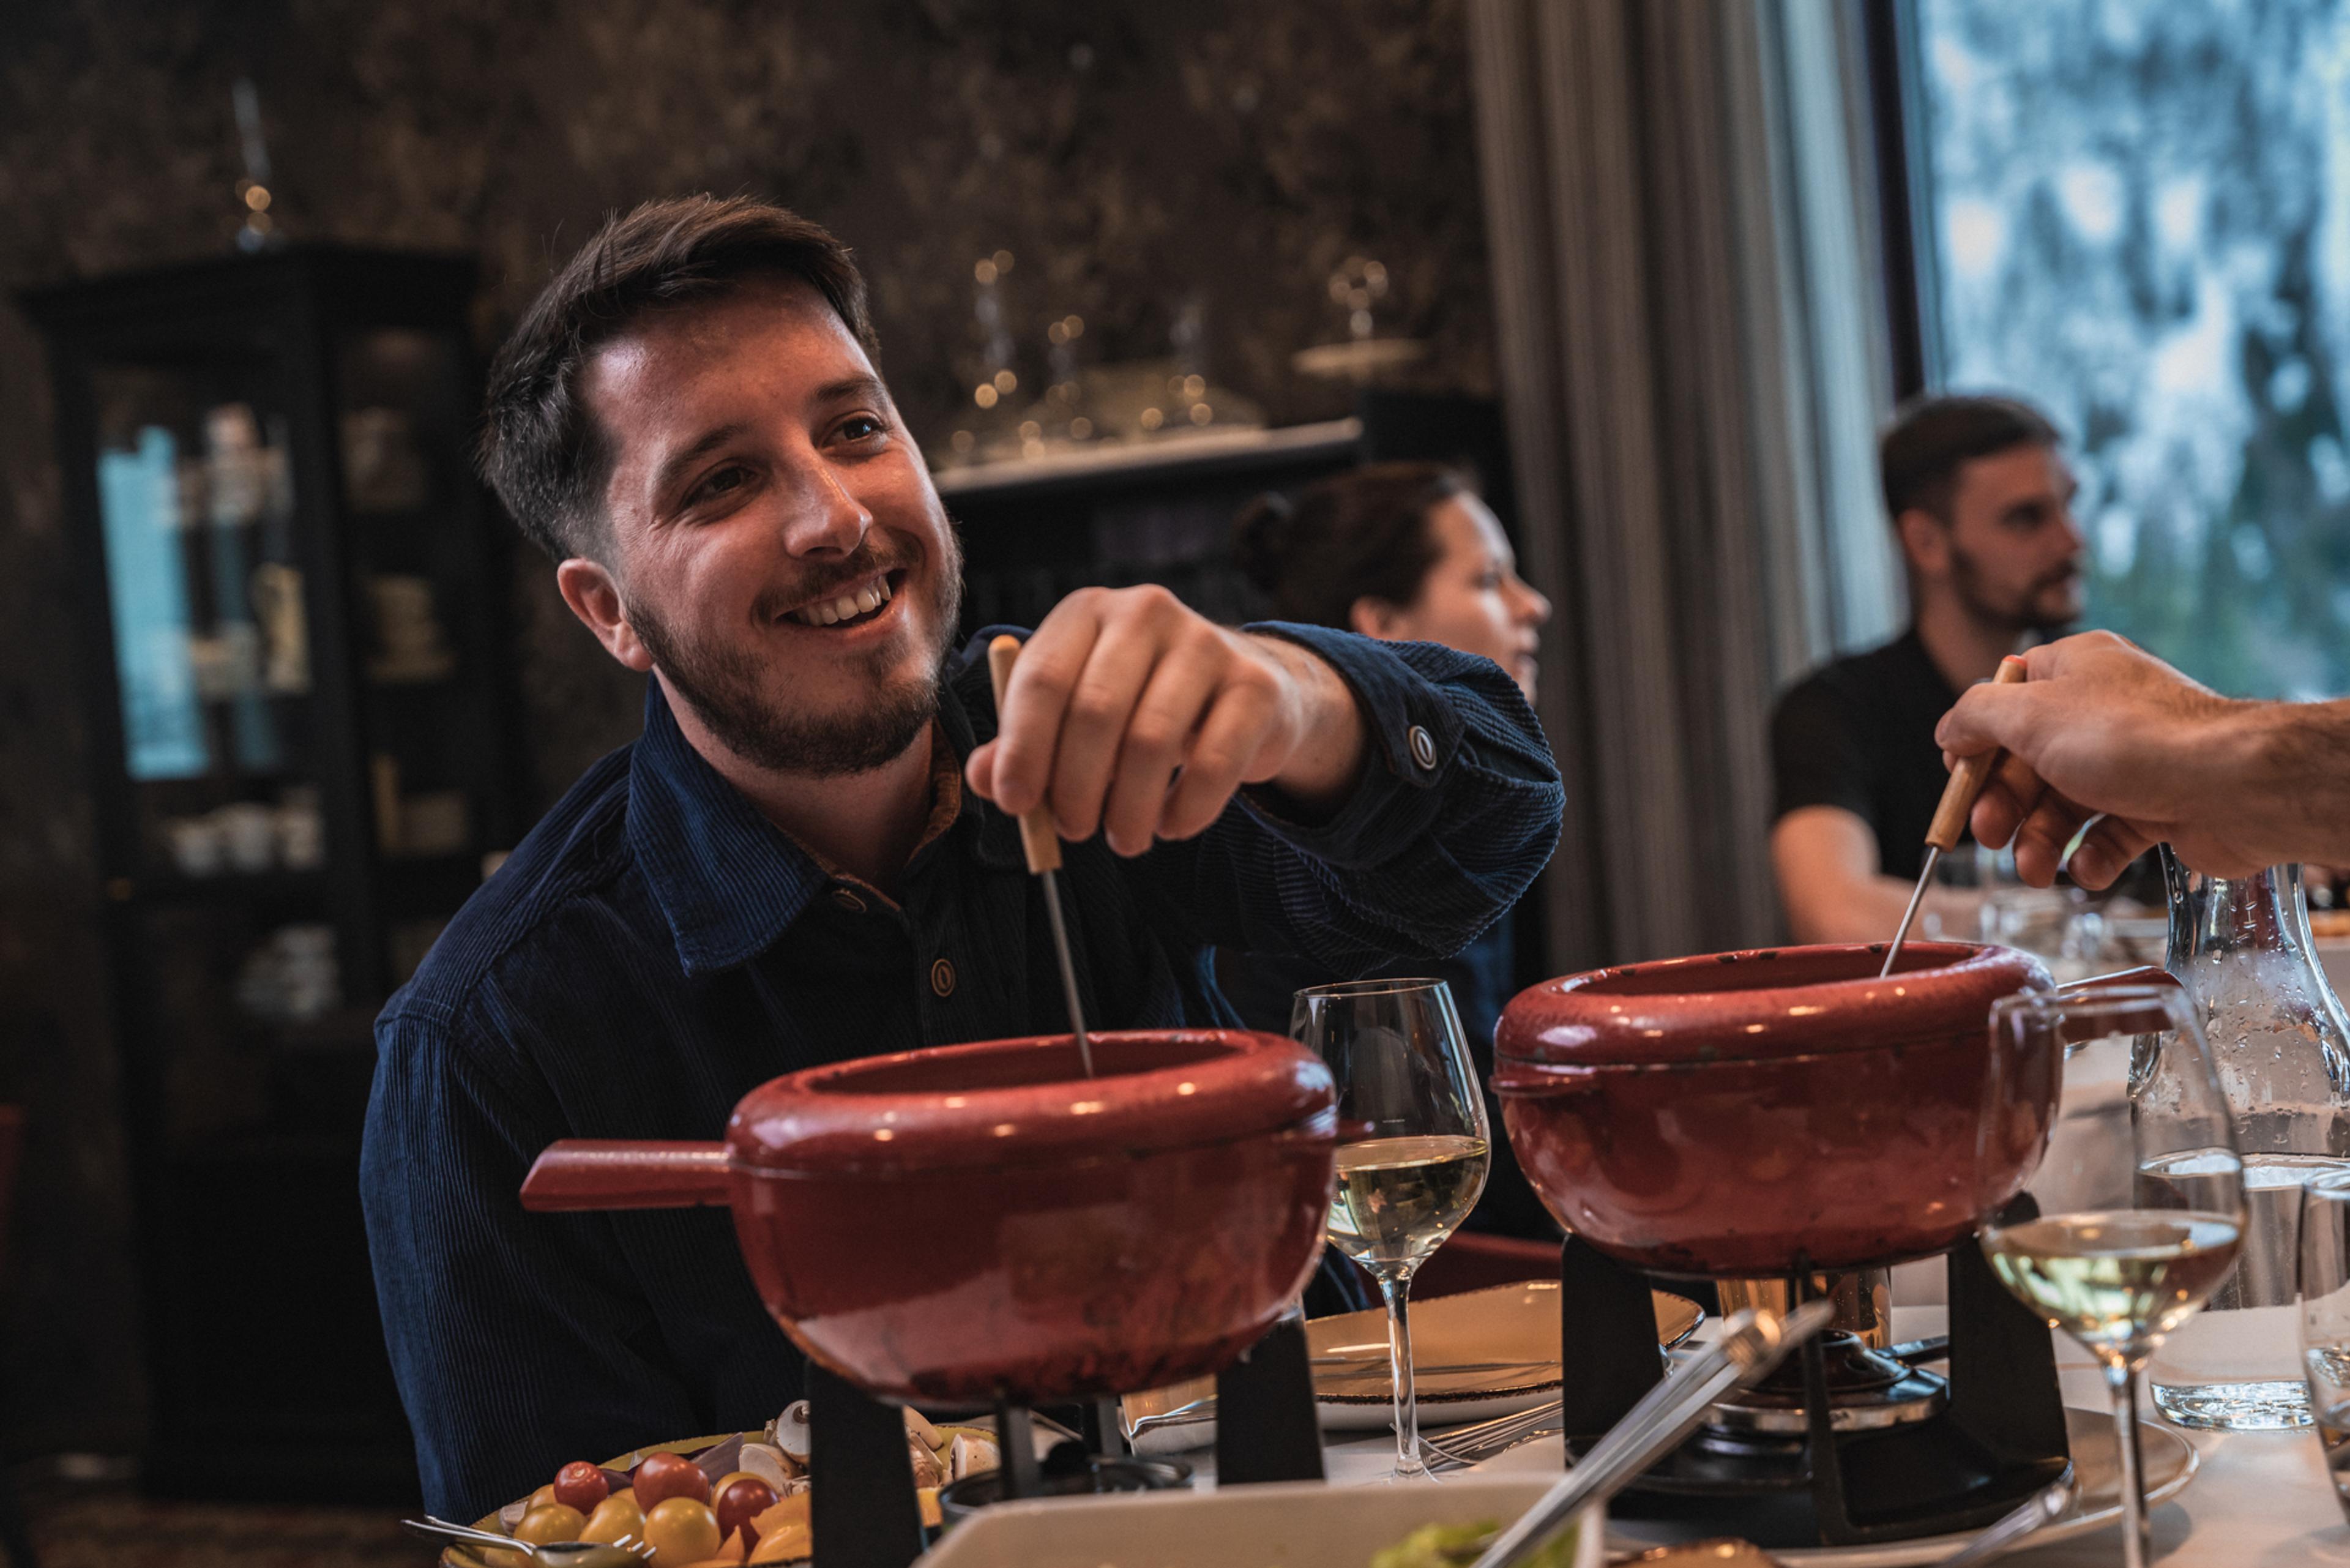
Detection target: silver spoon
<box><xmin>403</xmin><ymin>1517</ymin><xmax>651</xmax><ymax>1565</ymax></box>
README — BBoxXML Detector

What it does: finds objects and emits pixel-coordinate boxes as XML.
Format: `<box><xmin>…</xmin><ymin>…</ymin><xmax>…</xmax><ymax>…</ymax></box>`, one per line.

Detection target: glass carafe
<box><xmin>2146</xmin><ymin>853</ymin><xmax>2350</xmax><ymax>1429</ymax></box>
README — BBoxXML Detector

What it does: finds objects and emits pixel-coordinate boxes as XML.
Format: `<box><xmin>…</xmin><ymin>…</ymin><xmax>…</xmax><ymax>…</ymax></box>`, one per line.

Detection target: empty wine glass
<box><xmin>1292</xmin><ymin>978</ymin><xmax>1490</xmax><ymax>1481</ymax></box>
<box><xmin>1978</xmin><ymin>985</ymin><xmax>2245</xmax><ymax>1568</ymax></box>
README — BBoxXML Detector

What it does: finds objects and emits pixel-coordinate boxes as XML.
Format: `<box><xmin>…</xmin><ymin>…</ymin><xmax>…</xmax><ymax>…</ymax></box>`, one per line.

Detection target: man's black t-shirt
<box><xmin>1769</xmin><ymin>627</ymin><xmax>1961</xmax><ymax>881</ymax></box>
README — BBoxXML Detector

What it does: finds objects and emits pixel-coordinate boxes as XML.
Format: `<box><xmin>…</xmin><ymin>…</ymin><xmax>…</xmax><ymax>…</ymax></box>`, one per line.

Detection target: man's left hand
<box><xmin>965</xmin><ymin>586</ymin><xmax>1367</xmax><ymax>857</ymax></box>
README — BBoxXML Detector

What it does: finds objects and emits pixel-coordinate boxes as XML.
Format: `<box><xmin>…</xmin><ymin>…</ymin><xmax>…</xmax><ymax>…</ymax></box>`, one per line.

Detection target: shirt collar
<box><xmin>627</xmin><ymin>666</ymin><xmax>1026</xmax><ymax>977</ymax></box>
<box><xmin>627</xmin><ymin>681</ymin><xmax>830</xmax><ymax>977</ymax></box>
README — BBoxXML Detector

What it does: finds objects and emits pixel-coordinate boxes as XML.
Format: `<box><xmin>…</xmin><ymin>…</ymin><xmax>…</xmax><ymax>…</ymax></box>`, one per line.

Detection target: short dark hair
<box><xmin>479</xmin><ymin>195</ymin><xmax>877</xmax><ymax>561</ymax></box>
<box><xmin>1232</xmin><ymin>463</ymin><xmax>1464</xmax><ymax>628</ymax></box>
<box><xmin>1879</xmin><ymin>395</ymin><xmax>2061</xmax><ymax>526</ymax></box>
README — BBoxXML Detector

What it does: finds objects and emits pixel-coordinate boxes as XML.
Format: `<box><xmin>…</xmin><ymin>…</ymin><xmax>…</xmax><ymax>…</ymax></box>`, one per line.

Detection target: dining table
<box><xmin>1166</xmin><ymin>1301</ymin><xmax>2350</xmax><ymax>1564</ymax></box>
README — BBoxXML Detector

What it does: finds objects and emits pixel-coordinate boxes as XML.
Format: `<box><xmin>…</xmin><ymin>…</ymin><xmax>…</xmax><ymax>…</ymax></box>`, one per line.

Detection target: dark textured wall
<box><xmin>0</xmin><ymin>0</ymin><xmax>1494</xmax><ymax>1453</ymax></box>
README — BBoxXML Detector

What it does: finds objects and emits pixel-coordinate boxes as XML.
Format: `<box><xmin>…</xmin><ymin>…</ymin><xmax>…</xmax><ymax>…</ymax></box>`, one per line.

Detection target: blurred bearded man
<box><xmin>359</xmin><ymin>196</ymin><xmax>1563</xmax><ymax>1517</ymax></box>
<box><xmin>1769</xmin><ymin>395</ymin><xmax>2087</xmax><ymax>943</ymax></box>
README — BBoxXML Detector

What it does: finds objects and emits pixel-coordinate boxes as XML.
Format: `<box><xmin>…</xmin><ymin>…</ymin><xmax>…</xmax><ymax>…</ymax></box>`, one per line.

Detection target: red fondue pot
<box><xmin>1493</xmin><ymin>942</ymin><xmax>2059</xmax><ymax>1277</ymax></box>
<box><xmin>521</xmin><ymin>1029</ymin><xmax>1337</xmax><ymax>1405</ymax></box>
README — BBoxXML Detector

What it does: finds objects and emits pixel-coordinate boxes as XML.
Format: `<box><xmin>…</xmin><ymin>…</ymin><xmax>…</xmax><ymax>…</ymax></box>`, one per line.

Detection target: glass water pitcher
<box><xmin>2146</xmin><ymin>853</ymin><xmax>2350</xmax><ymax>1430</ymax></box>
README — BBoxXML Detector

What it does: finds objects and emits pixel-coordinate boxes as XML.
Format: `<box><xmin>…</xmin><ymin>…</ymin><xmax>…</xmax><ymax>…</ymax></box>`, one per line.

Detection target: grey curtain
<box><xmin>1469</xmin><ymin>0</ymin><xmax>1901</xmax><ymax>969</ymax></box>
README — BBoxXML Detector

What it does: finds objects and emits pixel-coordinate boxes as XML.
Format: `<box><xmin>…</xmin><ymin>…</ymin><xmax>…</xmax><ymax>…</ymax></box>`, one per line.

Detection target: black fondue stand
<box><xmin>808</xmin><ymin>1315</ymin><xmax>1328</xmax><ymax>1568</ymax></box>
<box><xmin>1559</xmin><ymin>1202</ymin><xmax>2073</xmax><ymax>1550</ymax></box>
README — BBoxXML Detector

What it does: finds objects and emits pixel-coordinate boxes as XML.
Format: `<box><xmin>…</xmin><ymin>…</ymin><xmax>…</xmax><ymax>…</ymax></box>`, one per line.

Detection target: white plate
<box><xmin>1477</xmin><ymin>1405</ymin><xmax>2196</xmax><ymax>1566</ymax></box>
<box><xmin>916</xmin><ymin>1476</ymin><xmax>1604</xmax><ymax>1568</ymax></box>
<box><xmin>1121</xmin><ymin>1280</ymin><xmax>1705</xmax><ymax>1451</ymax></box>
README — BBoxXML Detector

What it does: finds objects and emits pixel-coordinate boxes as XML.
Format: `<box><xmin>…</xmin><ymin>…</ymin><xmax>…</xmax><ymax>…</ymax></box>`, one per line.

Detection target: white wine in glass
<box><xmin>1980</xmin><ymin>985</ymin><xmax>2245</xmax><ymax>1568</ymax></box>
<box><xmin>1294</xmin><ymin>978</ymin><xmax>1490</xmax><ymax>1480</ymax></box>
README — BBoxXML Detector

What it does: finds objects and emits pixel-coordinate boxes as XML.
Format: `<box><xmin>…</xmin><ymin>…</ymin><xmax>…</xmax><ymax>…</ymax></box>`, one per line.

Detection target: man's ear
<box><xmin>555</xmin><ymin>557</ymin><xmax>654</xmax><ymax>673</ymax></box>
<box><xmin>1349</xmin><ymin>596</ymin><xmax>1407</xmax><ymax>640</ymax></box>
<box><xmin>1897</xmin><ymin>508</ymin><xmax>1952</xmax><ymax>580</ymax></box>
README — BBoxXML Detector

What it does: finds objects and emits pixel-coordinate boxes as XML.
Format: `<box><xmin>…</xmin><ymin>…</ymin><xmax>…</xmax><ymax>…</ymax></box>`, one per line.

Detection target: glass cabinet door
<box><xmin>92</xmin><ymin>361</ymin><xmax>322</xmax><ymax>866</ymax></box>
<box><xmin>337</xmin><ymin>325</ymin><xmax>493</xmax><ymax>987</ymax></box>
<box><xmin>89</xmin><ymin>356</ymin><xmax>346</xmax><ymax>1149</ymax></box>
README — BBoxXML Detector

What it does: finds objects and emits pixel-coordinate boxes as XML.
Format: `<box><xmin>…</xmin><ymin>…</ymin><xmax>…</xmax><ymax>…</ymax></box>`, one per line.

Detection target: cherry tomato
<box><xmin>528</xmin><ymin>1482</ymin><xmax>559</xmax><ymax>1510</ymax></box>
<box><xmin>515</xmin><ymin>1503</ymin><xmax>586</xmax><ymax>1546</ymax></box>
<box><xmin>581</xmin><ymin>1491</ymin><xmax>646</xmax><ymax>1546</ymax></box>
<box><xmin>713</xmin><ymin>1475</ymin><xmax>778</xmax><ymax>1546</ymax></box>
<box><xmin>643</xmin><ymin>1495</ymin><xmax>722</xmax><ymax>1567</ymax></box>
<box><xmin>553</xmin><ymin>1459</ymin><xmax>610</xmax><ymax>1513</ymax></box>
<box><xmin>632</xmin><ymin>1450</ymin><xmax>712</xmax><ymax>1510</ymax></box>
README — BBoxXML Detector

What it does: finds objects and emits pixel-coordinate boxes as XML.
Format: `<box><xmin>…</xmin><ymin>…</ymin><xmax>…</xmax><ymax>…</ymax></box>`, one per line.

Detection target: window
<box><xmin>1904</xmin><ymin>0</ymin><xmax>2350</xmax><ymax>698</ymax></box>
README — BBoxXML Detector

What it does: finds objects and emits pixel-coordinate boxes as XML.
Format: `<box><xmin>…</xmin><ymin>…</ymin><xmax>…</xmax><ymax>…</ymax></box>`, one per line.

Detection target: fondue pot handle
<box><xmin>2046</xmin><ymin>966</ymin><xmax>2186</xmax><ymax>1044</ymax></box>
<box><xmin>520</xmin><ymin>1140</ymin><xmax>733</xmax><ymax>1211</ymax></box>
<box><xmin>2056</xmin><ymin>965</ymin><xmax>2180</xmax><ymax>995</ymax></box>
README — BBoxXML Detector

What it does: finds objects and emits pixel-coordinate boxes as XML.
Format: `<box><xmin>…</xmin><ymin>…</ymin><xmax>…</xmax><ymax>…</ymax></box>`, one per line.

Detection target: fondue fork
<box><xmin>1467</xmin><ymin>1301</ymin><xmax>1835</xmax><ymax>1568</ymax></box>
<box><xmin>403</xmin><ymin>1518</ymin><xmax>651</xmax><ymax>1564</ymax></box>
<box><xmin>987</xmin><ymin>635</ymin><xmax>1095</xmax><ymax>1078</ymax></box>
<box><xmin>1881</xmin><ymin>655</ymin><xmax>2029</xmax><ymax>978</ymax></box>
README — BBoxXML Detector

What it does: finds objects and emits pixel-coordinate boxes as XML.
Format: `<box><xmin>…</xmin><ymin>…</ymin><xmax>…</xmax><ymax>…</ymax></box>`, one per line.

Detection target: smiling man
<box><xmin>1769</xmin><ymin>395</ymin><xmax>2087</xmax><ymax>944</ymax></box>
<box><xmin>358</xmin><ymin>196</ymin><xmax>1563</xmax><ymax>1517</ymax></box>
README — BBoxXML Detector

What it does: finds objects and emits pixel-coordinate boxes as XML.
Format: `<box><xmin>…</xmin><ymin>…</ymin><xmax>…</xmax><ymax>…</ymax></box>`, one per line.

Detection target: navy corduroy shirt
<box><xmin>360</xmin><ymin>622</ymin><xmax>1562</xmax><ymax>1517</ymax></box>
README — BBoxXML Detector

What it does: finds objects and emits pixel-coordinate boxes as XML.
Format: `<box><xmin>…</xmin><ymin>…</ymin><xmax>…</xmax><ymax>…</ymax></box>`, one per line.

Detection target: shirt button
<box><xmin>829</xmin><ymin>887</ymin><xmax>866</xmax><ymax>914</ymax></box>
<box><xmin>930</xmin><ymin>958</ymin><xmax>957</xmax><ymax>998</ymax></box>
<box><xmin>1407</xmin><ymin>724</ymin><xmax>1438</xmax><ymax>771</ymax></box>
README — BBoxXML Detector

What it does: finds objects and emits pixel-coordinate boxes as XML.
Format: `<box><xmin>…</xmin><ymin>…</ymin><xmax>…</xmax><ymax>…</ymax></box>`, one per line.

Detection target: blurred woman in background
<box><xmin>1223</xmin><ymin>461</ymin><xmax>1557</xmax><ymax>1238</ymax></box>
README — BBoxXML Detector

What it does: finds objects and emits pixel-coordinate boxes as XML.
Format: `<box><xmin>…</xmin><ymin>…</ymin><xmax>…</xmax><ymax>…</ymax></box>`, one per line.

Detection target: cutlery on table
<box><xmin>1930</xmin><ymin>1479</ymin><xmax>2075</xmax><ymax>1566</ymax></box>
<box><xmin>1311</xmin><ymin>1354</ymin><xmax>1559</xmax><ymax>1378</ymax></box>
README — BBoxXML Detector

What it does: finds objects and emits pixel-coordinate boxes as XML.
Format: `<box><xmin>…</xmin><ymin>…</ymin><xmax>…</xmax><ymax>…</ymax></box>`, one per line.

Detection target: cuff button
<box><xmin>1407</xmin><ymin>724</ymin><xmax>1438</xmax><ymax>771</ymax></box>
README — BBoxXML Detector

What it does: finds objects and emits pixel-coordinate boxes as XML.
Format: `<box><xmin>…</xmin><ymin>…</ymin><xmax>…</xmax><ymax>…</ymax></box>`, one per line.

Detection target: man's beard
<box><xmin>630</xmin><ymin>551</ymin><xmax>964</xmax><ymax>778</ymax></box>
<box><xmin>1951</xmin><ymin>543</ymin><xmax>2082</xmax><ymax>637</ymax></box>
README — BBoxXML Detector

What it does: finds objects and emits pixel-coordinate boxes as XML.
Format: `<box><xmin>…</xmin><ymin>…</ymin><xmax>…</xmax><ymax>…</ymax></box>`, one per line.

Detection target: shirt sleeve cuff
<box><xmin>1236</xmin><ymin>622</ymin><xmax>1461</xmax><ymax>869</ymax></box>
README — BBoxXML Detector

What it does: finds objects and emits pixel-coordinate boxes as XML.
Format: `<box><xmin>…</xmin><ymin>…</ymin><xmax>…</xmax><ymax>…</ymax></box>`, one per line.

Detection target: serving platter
<box><xmin>916</xmin><ymin>1476</ymin><xmax>1605</xmax><ymax>1568</ymax></box>
<box><xmin>1121</xmin><ymin>1279</ymin><xmax>1704</xmax><ymax>1452</ymax></box>
<box><xmin>440</xmin><ymin>1413</ymin><xmax>1076</xmax><ymax>1568</ymax></box>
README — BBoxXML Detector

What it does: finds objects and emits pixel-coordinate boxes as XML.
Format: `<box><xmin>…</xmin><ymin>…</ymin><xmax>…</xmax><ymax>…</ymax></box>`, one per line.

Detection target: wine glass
<box><xmin>1292</xmin><ymin>978</ymin><xmax>1491</xmax><ymax>1481</ymax></box>
<box><xmin>2296</xmin><ymin>1168</ymin><xmax>2350</xmax><ymax>1520</ymax></box>
<box><xmin>1978</xmin><ymin>985</ymin><xmax>2245</xmax><ymax>1568</ymax></box>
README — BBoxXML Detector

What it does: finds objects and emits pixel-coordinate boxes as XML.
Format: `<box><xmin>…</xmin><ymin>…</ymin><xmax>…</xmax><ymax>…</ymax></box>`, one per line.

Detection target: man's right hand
<box><xmin>1934</xmin><ymin>630</ymin><xmax>2286</xmax><ymax>887</ymax></box>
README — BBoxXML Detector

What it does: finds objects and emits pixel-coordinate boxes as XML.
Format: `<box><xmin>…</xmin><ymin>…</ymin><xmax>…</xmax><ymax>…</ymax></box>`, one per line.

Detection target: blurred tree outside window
<box><xmin>1911</xmin><ymin>0</ymin><xmax>2350</xmax><ymax>698</ymax></box>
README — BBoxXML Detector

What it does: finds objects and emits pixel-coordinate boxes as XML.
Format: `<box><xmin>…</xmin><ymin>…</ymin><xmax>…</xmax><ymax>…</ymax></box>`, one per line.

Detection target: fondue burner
<box><xmin>1699</xmin><ymin>1332</ymin><xmax>1944</xmax><ymax>1437</ymax></box>
<box><xmin>1554</xmin><ymin>1231</ymin><xmax>2072</xmax><ymax>1550</ymax></box>
<box><xmin>1707</xmin><ymin>1271</ymin><xmax>1942</xmax><ymax>1436</ymax></box>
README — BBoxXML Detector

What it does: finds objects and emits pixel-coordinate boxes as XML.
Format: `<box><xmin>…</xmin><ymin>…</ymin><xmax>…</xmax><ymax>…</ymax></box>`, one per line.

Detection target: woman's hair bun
<box><xmin>1231</xmin><ymin>490</ymin><xmax>1299</xmax><ymax>593</ymax></box>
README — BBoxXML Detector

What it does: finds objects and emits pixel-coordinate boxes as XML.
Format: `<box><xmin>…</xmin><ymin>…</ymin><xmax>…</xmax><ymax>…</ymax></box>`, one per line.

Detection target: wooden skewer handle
<box><xmin>986</xmin><ymin>634</ymin><xmax>1064</xmax><ymax>875</ymax></box>
<box><xmin>1924</xmin><ymin>654</ymin><xmax>2031</xmax><ymax>852</ymax></box>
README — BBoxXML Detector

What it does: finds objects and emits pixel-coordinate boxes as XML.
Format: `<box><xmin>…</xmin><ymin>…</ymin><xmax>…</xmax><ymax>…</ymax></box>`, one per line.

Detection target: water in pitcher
<box><xmin>2148</xmin><ymin>858</ymin><xmax>2350</xmax><ymax>1430</ymax></box>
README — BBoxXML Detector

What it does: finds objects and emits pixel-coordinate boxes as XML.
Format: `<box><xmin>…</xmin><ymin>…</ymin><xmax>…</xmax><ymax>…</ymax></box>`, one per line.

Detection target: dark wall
<box><xmin>0</xmin><ymin>0</ymin><xmax>1496</xmax><ymax>1454</ymax></box>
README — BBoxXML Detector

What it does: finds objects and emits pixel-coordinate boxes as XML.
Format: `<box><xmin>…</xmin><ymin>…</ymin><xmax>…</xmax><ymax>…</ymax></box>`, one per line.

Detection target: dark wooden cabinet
<box><xmin>22</xmin><ymin>247</ymin><xmax>520</xmax><ymax>1501</ymax></box>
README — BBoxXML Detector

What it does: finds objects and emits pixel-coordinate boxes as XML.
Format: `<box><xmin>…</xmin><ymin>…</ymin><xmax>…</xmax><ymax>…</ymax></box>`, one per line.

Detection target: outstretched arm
<box><xmin>1936</xmin><ymin>630</ymin><xmax>2350</xmax><ymax>886</ymax></box>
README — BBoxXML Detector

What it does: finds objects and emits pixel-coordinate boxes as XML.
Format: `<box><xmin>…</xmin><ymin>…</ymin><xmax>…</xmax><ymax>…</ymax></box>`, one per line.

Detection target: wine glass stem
<box><xmin>1379</xmin><ymin>1267</ymin><xmax>1426</xmax><ymax>1479</ymax></box>
<box><xmin>2106</xmin><ymin>1361</ymin><xmax>2150</xmax><ymax>1568</ymax></box>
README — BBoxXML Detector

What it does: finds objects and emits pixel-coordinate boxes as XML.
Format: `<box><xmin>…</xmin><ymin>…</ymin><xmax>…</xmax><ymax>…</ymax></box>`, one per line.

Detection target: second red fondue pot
<box><xmin>1493</xmin><ymin>942</ymin><xmax>2057</xmax><ymax>1277</ymax></box>
<box><xmin>521</xmin><ymin>1029</ymin><xmax>1337</xmax><ymax>1405</ymax></box>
